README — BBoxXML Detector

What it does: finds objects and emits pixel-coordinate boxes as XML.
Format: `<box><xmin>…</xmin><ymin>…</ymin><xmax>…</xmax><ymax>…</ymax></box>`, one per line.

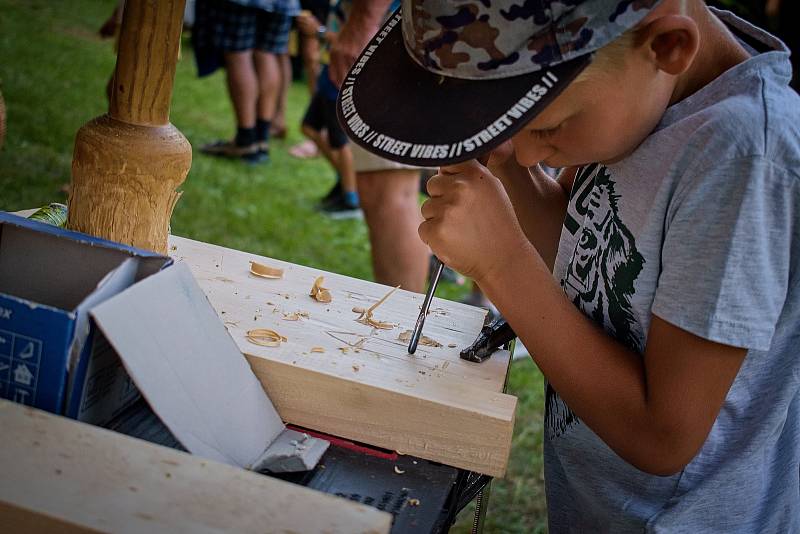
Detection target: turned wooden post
<box><xmin>68</xmin><ymin>0</ymin><xmax>191</xmax><ymax>254</ymax></box>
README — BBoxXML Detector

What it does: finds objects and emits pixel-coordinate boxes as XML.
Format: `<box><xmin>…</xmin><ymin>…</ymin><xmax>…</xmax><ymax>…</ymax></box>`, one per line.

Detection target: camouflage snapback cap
<box><xmin>337</xmin><ymin>0</ymin><xmax>661</xmax><ymax>166</ymax></box>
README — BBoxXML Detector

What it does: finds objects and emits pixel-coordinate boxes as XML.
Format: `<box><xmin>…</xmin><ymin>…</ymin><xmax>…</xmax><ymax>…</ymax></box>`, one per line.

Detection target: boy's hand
<box><xmin>419</xmin><ymin>160</ymin><xmax>530</xmax><ymax>282</ymax></box>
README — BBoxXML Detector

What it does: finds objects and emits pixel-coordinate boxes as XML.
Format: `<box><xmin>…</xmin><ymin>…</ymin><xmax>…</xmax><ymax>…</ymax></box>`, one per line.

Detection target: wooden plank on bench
<box><xmin>170</xmin><ymin>236</ymin><xmax>516</xmax><ymax>477</ymax></box>
<box><xmin>0</xmin><ymin>400</ymin><xmax>392</xmax><ymax>534</ymax></box>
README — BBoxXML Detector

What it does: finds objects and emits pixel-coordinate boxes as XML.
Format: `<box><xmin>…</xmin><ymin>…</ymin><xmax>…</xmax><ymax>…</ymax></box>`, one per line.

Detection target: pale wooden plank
<box><xmin>170</xmin><ymin>236</ymin><xmax>516</xmax><ymax>477</ymax></box>
<box><xmin>0</xmin><ymin>400</ymin><xmax>392</xmax><ymax>534</ymax></box>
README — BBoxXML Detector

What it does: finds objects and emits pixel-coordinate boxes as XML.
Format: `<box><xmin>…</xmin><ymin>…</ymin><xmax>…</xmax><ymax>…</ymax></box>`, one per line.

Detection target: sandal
<box><xmin>270</xmin><ymin>124</ymin><xmax>287</xmax><ymax>139</ymax></box>
<box><xmin>288</xmin><ymin>139</ymin><xmax>319</xmax><ymax>159</ymax></box>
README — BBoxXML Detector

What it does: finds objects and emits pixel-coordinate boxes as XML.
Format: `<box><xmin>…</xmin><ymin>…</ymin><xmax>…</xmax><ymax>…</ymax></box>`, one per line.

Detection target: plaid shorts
<box><xmin>194</xmin><ymin>0</ymin><xmax>293</xmax><ymax>54</ymax></box>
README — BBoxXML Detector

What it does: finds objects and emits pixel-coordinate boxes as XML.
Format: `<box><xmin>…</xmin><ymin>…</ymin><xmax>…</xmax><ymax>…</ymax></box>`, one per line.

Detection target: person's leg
<box><xmin>300</xmin><ymin>33</ymin><xmax>320</xmax><ymax>94</ymax></box>
<box><xmin>270</xmin><ymin>53</ymin><xmax>292</xmax><ymax>138</ymax></box>
<box><xmin>336</xmin><ymin>145</ymin><xmax>357</xmax><ymax>201</ymax></box>
<box><xmin>252</xmin><ymin>50</ymin><xmax>280</xmax><ymax>145</ymax></box>
<box><xmin>252</xmin><ymin>10</ymin><xmax>293</xmax><ymax>150</ymax></box>
<box><xmin>224</xmin><ymin>50</ymin><xmax>258</xmax><ymax>132</ymax></box>
<box><xmin>301</xmin><ymin>123</ymin><xmax>339</xmax><ymax>167</ymax></box>
<box><xmin>357</xmin><ymin>169</ymin><xmax>429</xmax><ymax>293</ymax></box>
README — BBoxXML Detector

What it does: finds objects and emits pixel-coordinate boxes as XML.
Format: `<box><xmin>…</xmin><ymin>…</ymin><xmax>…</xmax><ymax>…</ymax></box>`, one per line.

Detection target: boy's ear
<box><xmin>640</xmin><ymin>15</ymin><xmax>700</xmax><ymax>76</ymax></box>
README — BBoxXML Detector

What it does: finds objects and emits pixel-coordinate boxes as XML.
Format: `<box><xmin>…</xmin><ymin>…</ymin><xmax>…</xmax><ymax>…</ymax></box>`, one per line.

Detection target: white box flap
<box><xmin>90</xmin><ymin>263</ymin><xmax>285</xmax><ymax>468</ymax></box>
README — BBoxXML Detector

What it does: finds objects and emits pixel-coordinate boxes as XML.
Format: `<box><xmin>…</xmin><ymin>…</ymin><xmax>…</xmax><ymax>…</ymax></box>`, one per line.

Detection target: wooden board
<box><xmin>170</xmin><ymin>236</ymin><xmax>516</xmax><ymax>477</ymax></box>
<box><xmin>0</xmin><ymin>400</ymin><xmax>392</xmax><ymax>534</ymax></box>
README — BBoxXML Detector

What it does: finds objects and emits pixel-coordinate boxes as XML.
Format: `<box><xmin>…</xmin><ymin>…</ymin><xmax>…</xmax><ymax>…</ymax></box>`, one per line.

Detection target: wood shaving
<box><xmin>249</xmin><ymin>261</ymin><xmax>284</xmax><ymax>279</ymax></box>
<box><xmin>245</xmin><ymin>328</ymin><xmax>287</xmax><ymax>347</ymax></box>
<box><xmin>309</xmin><ymin>276</ymin><xmax>332</xmax><ymax>303</ymax></box>
<box><xmin>282</xmin><ymin>311</ymin><xmax>309</xmax><ymax>321</ymax></box>
<box><xmin>448</xmin><ymin>343</ymin><xmax>457</xmax><ymax>348</ymax></box>
<box><xmin>352</xmin><ymin>364</ymin><xmax>360</xmax><ymax>372</ymax></box>
<box><xmin>393</xmin><ymin>466</ymin><xmax>405</xmax><ymax>474</ymax></box>
<box><xmin>407</xmin><ymin>498</ymin><xmax>420</xmax><ymax>507</ymax></box>
<box><xmin>353</xmin><ymin>285</ymin><xmax>400</xmax><ymax>329</ymax></box>
<box><xmin>398</xmin><ymin>330</ymin><xmax>443</xmax><ymax>348</ymax></box>
<box><xmin>310</xmin><ymin>347</ymin><xmax>325</xmax><ymax>353</ymax></box>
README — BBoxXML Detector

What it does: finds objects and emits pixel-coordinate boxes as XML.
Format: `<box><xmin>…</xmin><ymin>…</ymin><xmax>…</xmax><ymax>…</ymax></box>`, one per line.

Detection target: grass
<box><xmin>0</xmin><ymin>1</ymin><xmax>548</xmax><ymax>531</ymax></box>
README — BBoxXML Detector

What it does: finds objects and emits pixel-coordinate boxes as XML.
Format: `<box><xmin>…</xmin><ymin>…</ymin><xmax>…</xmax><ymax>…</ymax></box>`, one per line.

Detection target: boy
<box><xmin>339</xmin><ymin>0</ymin><xmax>800</xmax><ymax>531</ymax></box>
<box><xmin>298</xmin><ymin>2</ymin><xmax>361</xmax><ymax>217</ymax></box>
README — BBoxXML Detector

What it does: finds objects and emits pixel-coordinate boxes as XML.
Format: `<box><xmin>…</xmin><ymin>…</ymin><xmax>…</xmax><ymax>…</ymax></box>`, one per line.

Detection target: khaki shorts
<box><xmin>352</xmin><ymin>143</ymin><xmax>429</xmax><ymax>173</ymax></box>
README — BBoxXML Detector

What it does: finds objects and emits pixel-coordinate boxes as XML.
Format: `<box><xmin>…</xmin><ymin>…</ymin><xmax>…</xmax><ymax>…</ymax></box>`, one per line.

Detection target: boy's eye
<box><xmin>533</xmin><ymin>123</ymin><xmax>562</xmax><ymax>138</ymax></box>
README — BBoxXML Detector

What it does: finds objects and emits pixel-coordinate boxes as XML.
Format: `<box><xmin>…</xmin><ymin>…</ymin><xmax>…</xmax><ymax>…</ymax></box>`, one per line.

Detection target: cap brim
<box><xmin>337</xmin><ymin>9</ymin><xmax>592</xmax><ymax>167</ymax></box>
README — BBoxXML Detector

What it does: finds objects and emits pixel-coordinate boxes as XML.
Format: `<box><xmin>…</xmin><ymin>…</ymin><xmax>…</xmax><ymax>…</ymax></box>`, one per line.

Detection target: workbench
<box><xmin>0</xmin><ymin>227</ymin><xmax>516</xmax><ymax>532</ymax></box>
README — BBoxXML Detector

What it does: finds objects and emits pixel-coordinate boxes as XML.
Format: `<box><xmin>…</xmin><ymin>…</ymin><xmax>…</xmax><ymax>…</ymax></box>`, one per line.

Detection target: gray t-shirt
<box><xmin>547</xmin><ymin>11</ymin><xmax>800</xmax><ymax>533</ymax></box>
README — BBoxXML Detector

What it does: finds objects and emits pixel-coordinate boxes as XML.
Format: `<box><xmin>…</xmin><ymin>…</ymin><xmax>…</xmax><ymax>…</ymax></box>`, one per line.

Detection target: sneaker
<box><xmin>201</xmin><ymin>140</ymin><xmax>268</xmax><ymax>164</ymax></box>
<box><xmin>321</xmin><ymin>193</ymin><xmax>362</xmax><ymax>220</ymax></box>
<box><xmin>318</xmin><ymin>178</ymin><xmax>343</xmax><ymax>209</ymax></box>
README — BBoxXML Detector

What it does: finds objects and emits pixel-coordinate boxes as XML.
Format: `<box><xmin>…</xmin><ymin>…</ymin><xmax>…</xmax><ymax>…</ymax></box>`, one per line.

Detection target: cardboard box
<box><xmin>0</xmin><ymin>211</ymin><xmax>170</xmax><ymax>424</ymax></box>
<box><xmin>0</xmin><ymin>211</ymin><xmax>329</xmax><ymax>473</ymax></box>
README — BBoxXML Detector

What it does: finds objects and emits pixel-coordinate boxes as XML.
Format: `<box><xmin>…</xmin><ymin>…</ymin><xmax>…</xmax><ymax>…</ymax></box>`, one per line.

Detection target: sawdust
<box><xmin>245</xmin><ymin>328</ymin><xmax>287</xmax><ymax>347</ymax></box>
<box><xmin>447</xmin><ymin>343</ymin><xmax>457</xmax><ymax>348</ymax></box>
<box><xmin>407</xmin><ymin>498</ymin><xmax>420</xmax><ymax>507</ymax></box>
<box><xmin>282</xmin><ymin>311</ymin><xmax>309</xmax><ymax>321</ymax></box>
<box><xmin>398</xmin><ymin>330</ymin><xmax>443</xmax><ymax>348</ymax></box>
<box><xmin>310</xmin><ymin>347</ymin><xmax>325</xmax><ymax>353</ymax></box>
<box><xmin>352</xmin><ymin>285</ymin><xmax>400</xmax><ymax>329</ymax></box>
<box><xmin>309</xmin><ymin>276</ymin><xmax>332</xmax><ymax>303</ymax></box>
<box><xmin>393</xmin><ymin>466</ymin><xmax>405</xmax><ymax>474</ymax></box>
<box><xmin>249</xmin><ymin>261</ymin><xmax>284</xmax><ymax>279</ymax></box>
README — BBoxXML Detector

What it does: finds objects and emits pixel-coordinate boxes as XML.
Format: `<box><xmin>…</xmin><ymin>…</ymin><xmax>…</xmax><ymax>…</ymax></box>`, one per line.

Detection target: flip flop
<box><xmin>288</xmin><ymin>139</ymin><xmax>319</xmax><ymax>159</ymax></box>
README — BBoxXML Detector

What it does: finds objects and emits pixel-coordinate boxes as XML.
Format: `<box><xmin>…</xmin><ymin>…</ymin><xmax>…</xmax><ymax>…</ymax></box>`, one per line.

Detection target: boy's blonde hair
<box><xmin>577</xmin><ymin>29</ymin><xmax>640</xmax><ymax>80</ymax></box>
<box><xmin>575</xmin><ymin>0</ymin><xmax>690</xmax><ymax>81</ymax></box>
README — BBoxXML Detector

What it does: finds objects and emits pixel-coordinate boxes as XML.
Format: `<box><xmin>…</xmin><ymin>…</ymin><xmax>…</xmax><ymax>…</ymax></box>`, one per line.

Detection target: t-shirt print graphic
<box><xmin>546</xmin><ymin>165</ymin><xmax>645</xmax><ymax>440</ymax></box>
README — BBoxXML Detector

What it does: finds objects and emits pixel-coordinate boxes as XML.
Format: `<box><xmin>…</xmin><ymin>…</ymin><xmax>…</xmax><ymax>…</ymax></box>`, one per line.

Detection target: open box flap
<box><xmin>90</xmin><ymin>263</ymin><xmax>286</xmax><ymax>468</ymax></box>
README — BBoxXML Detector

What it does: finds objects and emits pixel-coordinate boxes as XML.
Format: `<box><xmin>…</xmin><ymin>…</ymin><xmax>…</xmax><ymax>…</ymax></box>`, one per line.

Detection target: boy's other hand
<box><xmin>419</xmin><ymin>160</ymin><xmax>530</xmax><ymax>282</ymax></box>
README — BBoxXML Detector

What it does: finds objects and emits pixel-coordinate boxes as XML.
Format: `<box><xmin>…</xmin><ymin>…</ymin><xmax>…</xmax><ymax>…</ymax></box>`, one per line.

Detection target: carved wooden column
<box><xmin>68</xmin><ymin>0</ymin><xmax>191</xmax><ymax>253</ymax></box>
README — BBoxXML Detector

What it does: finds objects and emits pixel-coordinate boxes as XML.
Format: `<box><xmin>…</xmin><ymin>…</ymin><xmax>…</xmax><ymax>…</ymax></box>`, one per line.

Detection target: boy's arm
<box><xmin>487</xmin><ymin>151</ymin><xmax>575</xmax><ymax>271</ymax></box>
<box><xmin>419</xmin><ymin>159</ymin><xmax>747</xmax><ymax>476</ymax></box>
<box><xmin>481</xmin><ymin>244</ymin><xmax>746</xmax><ymax>475</ymax></box>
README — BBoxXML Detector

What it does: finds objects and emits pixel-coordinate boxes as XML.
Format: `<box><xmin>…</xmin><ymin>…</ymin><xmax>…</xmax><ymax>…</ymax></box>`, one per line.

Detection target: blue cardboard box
<box><xmin>0</xmin><ymin>211</ymin><xmax>172</xmax><ymax>424</ymax></box>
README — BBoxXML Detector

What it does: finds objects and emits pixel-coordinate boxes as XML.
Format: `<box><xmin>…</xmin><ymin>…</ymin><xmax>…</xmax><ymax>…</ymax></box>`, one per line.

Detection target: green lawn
<box><xmin>0</xmin><ymin>1</ymin><xmax>547</xmax><ymax>531</ymax></box>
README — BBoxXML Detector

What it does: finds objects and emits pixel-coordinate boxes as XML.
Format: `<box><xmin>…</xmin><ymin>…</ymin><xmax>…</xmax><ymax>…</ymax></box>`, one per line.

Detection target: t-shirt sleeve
<box><xmin>651</xmin><ymin>156</ymin><xmax>797</xmax><ymax>351</ymax></box>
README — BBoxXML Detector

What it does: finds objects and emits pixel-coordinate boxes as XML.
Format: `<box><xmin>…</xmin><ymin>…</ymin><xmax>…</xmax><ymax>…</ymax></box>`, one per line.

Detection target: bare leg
<box><xmin>337</xmin><ymin>145</ymin><xmax>356</xmax><ymax>194</ymax></box>
<box><xmin>301</xmin><ymin>124</ymin><xmax>339</xmax><ymax>167</ymax></box>
<box><xmin>300</xmin><ymin>34</ymin><xmax>321</xmax><ymax>94</ymax></box>
<box><xmin>357</xmin><ymin>170</ymin><xmax>429</xmax><ymax>292</ymax></box>
<box><xmin>252</xmin><ymin>50</ymin><xmax>280</xmax><ymax>123</ymax></box>
<box><xmin>271</xmin><ymin>53</ymin><xmax>291</xmax><ymax>136</ymax></box>
<box><xmin>224</xmin><ymin>50</ymin><xmax>258</xmax><ymax>128</ymax></box>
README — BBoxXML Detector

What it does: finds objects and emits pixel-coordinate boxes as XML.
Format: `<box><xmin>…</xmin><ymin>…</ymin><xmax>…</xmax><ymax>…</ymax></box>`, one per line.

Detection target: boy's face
<box><xmin>511</xmin><ymin>49</ymin><xmax>676</xmax><ymax>168</ymax></box>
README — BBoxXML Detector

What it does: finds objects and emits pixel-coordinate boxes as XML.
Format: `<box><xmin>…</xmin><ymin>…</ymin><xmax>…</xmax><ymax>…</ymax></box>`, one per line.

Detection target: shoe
<box><xmin>201</xmin><ymin>140</ymin><xmax>267</xmax><ymax>164</ymax></box>
<box><xmin>321</xmin><ymin>193</ymin><xmax>362</xmax><ymax>220</ymax></box>
<box><xmin>318</xmin><ymin>179</ymin><xmax>343</xmax><ymax>209</ymax></box>
<box><xmin>270</xmin><ymin>124</ymin><xmax>287</xmax><ymax>139</ymax></box>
